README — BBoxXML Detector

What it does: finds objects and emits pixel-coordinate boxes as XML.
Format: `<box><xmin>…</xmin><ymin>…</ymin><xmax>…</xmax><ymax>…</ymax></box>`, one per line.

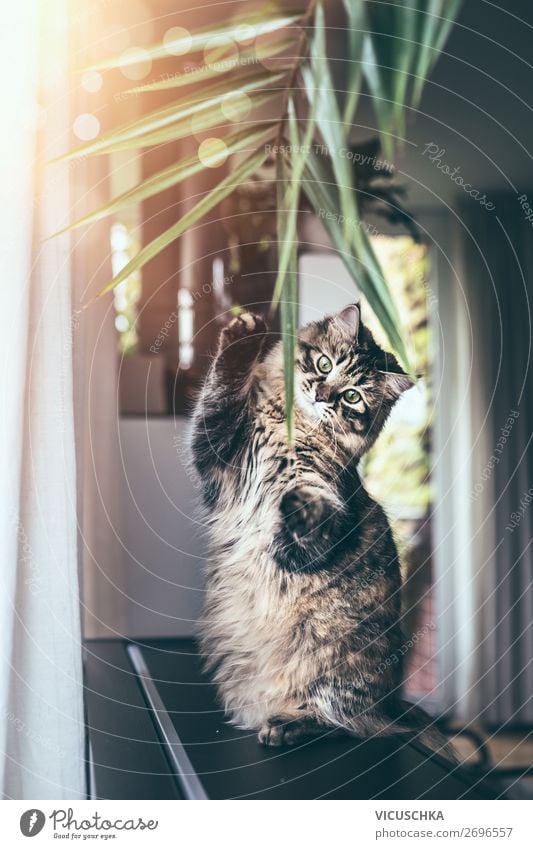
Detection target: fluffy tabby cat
<box><xmin>191</xmin><ymin>304</ymin><xmax>452</xmax><ymax>756</ymax></box>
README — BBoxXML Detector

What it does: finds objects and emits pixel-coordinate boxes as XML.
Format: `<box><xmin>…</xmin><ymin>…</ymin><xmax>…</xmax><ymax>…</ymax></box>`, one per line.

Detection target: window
<box><xmin>300</xmin><ymin>235</ymin><xmax>438</xmax><ymax>702</ymax></box>
<box><xmin>110</xmin><ymin>222</ymin><xmax>140</xmax><ymax>353</ymax></box>
<box><xmin>363</xmin><ymin>235</ymin><xmax>436</xmax><ymax>701</ymax></box>
<box><xmin>177</xmin><ymin>288</ymin><xmax>194</xmax><ymax>370</ymax></box>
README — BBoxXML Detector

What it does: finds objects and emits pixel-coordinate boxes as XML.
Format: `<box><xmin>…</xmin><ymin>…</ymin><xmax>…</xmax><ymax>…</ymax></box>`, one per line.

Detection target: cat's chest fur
<box><xmin>200</xmin><ymin>407</ymin><xmax>335</xmax><ymax>726</ymax></box>
<box><xmin>204</xmin><ymin>414</ymin><xmax>294</xmax><ymax>642</ymax></box>
<box><xmin>201</xmin><ymin>542</ymin><xmax>337</xmax><ymax>728</ymax></box>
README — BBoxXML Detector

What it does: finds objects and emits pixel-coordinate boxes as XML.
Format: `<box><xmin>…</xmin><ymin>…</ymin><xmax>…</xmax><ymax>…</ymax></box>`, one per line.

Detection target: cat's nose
<box><xmin>315</xmin><ymin>383</ymin><xmax>330</xmax><ymax>402</ymax></box>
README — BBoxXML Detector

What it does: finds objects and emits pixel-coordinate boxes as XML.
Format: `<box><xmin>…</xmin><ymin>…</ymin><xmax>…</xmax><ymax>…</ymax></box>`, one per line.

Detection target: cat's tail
<box><xmin>325</xmin><ymin>699</ymin><xmax>457</xmax><ymax>763</ymax></box>
<box><xmin>384</xmin><ymin>699</ymin><xmax>458</xmax><ymax>763</ymax></box>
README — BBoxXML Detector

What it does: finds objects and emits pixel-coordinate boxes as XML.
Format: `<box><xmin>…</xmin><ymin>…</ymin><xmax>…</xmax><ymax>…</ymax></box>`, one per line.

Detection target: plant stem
<box><xmin>275</xmin><ymin>0</ymin><xmax>318</xmax><ymax>149</ymax></box>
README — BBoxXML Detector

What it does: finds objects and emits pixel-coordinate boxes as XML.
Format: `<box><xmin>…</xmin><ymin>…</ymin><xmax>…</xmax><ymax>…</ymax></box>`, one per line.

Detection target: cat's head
<box><xmin>295</xmin><ymin>304</ymin><xmax>413</xmax><ymax>457</ymax></box>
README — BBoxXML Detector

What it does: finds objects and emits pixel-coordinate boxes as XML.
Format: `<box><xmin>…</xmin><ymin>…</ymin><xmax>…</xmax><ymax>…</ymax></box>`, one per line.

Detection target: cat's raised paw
<box><xmin>221</xmin><ymin>312</ymin><xmax>267</xmax><ymax>347</ymax></box>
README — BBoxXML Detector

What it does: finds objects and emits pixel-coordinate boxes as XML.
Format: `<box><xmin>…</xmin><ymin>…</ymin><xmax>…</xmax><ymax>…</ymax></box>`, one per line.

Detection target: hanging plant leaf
<box><xmin>126</xmin><ymin>37</ymin><xmax>296</xmax><ymax>95</ymax></box>
<box><xmin>49</xmin><ymin>124</ymin><xmax>277</xmax><ymax>238</ymax></box>
<box><xmin>84</xmin><ymin>13</ymin><xmax>302</xmax><ymax>71</ymax></box>
<box><xmin>54</xmin><ymin>0</ymin><xmax>463</xmax><ymax>420</ymax></box>
<box><xmin>342</xmin><ymin>0</ymin><xmax>366</xmax><ymax>126</ymax></box>
<box><xmin>95</xmin><ymin>145</ymin><xmax>270</xmax><ymax>297</ymax></box>
<box><xmin>271</xmin><ymin>92</ymin><xmax>317</xmax><ymax>308</ymax></box>
<box><xmin>55</xmin><ymin>69</ymin><xmax>288</xmax><ymax>162</ymax></box>
<box><xmin>276</xmin><ymin>152</ymin><xmax>297</xmax><ymax>444</ymax></box>
<box><xmin>411</xmin><ymin>0</ymin><xmax>462</xmax><ymax>108</ymax></box>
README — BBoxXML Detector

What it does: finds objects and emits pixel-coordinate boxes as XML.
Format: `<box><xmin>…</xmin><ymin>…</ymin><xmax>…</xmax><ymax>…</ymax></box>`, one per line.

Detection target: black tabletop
<box><xmin>85</xmin><ymin>638</ymin><xmax>501</xmax><ymax>800</ymax></box>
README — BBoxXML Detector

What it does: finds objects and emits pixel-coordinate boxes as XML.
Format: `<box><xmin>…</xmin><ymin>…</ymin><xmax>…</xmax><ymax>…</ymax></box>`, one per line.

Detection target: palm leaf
<box><xmin>95</xmin><ymin>145</ymin><xmax>269</xmax><ymax>297</ymax></box>
<box><xmin>126</xmin><ymin>37</ymin><xmax>296</xmax><ymax>95</ymax></box>
<box><xmin>290</xmin><ymin>10</ymin><xmax>412</xmax><ymax>373</ymax></box>
<box><xmin>98</xmin><ymin>95</ymin><xmax>278</xmax><ymax>155</ymax></box>
<box><xmin>342</xmin><ymin>0</ymin><xmax>366</xmax><ymax>126</ymax></box>
<box><xmin>56</xmin><ymin>70</ymin><xmax>287</xmax><ymax>162</ymax></box>
<box><xmin>276</xmin><ymin>152</ymin><xmax>297</xmax><ymax>444</ymax></box>
<box><xmin>411</xmin><ymin>0</ymin><xmax>462</xmax><ymax>108</ymax></box>
<box><xmin>56</xmin><ymin>0</ymin><xmax>463</xmax><ymax>423</ymax></box>
<box><xmin>280</xmin><ymin>272</ymin><xmax>297</xmax><ymax>444</ymax></box>
<box><xmin>274</xmin><ymin>89</ymin><xmax>318</xmax><ymax>440</ymax></box>
<box><xmin>84</xmin><ymin>13</ymin><xmax>302</xmax><ymax>71</ymax></box>
<box><xmin>362</xmin><ymin>0</ymin><xmax>462</xmax><ymax>155</ymax></box>
<box><xmin>362</xmin><ymin>10</ymin><xmax>404</xmax><ymax>157</ymax></box>
<box><xmin>49</xmin><ymin>124</ymin><xmax>277</xmax><ymax>238</ymax></box>
<box><xmin>302</xmin><ymin>147</ymin><xmax>411</xmax><ymax>373</ymax></box>
<box><xmin>303</xmin><ymin>2</ymin><xmax>355</xmax><ymax>241</ymax></box>
<box><xmin>271</xmin><ymin>93</ymin><xmax>317</xmax><ymax>308</ymax></box>
<box><xmin>392</xmin><ymin>2</ymin><xmax>420</xmax><ymax>135</ymax></box>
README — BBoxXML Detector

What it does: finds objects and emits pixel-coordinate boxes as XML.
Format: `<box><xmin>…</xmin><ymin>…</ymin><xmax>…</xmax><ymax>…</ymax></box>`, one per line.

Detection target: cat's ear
<box><xmin>383</xmin><ymin>370</ymin><xmax>414</xmax><ymax>396</ymax></box>
<box><xmin>333</xmin><ymin>303</ymin><xmax>360</xmax><ymax>339</ymax></box>
<box><xmin>378</xmin><ymin>352</ymin><xmax>414</xmax><ymax>397</ymax></box>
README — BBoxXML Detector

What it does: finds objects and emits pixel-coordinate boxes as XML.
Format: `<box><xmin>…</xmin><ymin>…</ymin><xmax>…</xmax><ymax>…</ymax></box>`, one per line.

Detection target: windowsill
<box><xmin>84</xmin><ymin>638</ymin><xmax>502</xmax><ymax>801</ymax></box>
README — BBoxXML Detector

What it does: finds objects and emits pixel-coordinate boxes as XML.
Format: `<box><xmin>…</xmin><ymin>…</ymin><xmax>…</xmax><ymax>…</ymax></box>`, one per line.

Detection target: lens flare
<box><xmin>234</xmin><ymin>24</ymin><xmax>256</xmax><ymax>44</ymax></box>
<box><xmin>119</xmin><ymin>47</ymin><xmax>152</xmax><ymax>81</ymax></box>
<box><xmin>163</xmin><ymin>26</ymin><xmax>192</xmax><ymax>56</ymax></box>
<box><xmin>81</xmin><ymin>70</ymin><xmax>103</xmax><ymax>93</ymax></box>
<box><xmin>198</xmin><ymin>137</ymin><xmax>229</xmax><ymax>168</ymax></box>
<box><xmin>73</xmin><ymin>113</ymin><xmax>100</xmax><ymax>141</ymax></box>
<box><xmin>221</xmin><ymin>91</ymin><xmax>251</xmax><ymax>122</ymax></box>
<box><xmin>204</xmin><ymin>36</ymin><xmax>238</xmax><ymax>69</ymax></box>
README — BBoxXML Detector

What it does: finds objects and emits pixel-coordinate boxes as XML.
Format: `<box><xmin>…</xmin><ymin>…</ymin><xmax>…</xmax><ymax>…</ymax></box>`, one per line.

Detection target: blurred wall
<box><xmin>118</xmin><ymin>418</ymin><xmax>205</xmax><ymax>637</ymax></box>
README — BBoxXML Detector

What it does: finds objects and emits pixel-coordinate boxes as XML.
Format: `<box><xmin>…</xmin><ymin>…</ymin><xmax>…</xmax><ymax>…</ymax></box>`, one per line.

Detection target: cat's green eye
<box><xmin>317</xmin><ymin>354</ymin><xmax>332</xmax><ymax>374</ymax></box>
<box><xmin>343</xmin><ymin>388</ymin><xmax>361</xmax><ymax>404</ymax></box>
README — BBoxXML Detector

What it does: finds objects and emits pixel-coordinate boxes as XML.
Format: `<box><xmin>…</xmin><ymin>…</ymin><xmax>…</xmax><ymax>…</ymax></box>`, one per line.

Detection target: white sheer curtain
<box><xmin>429</xmin><ymin>201</ymin><xmax>532</xmax><ymax>725</ymax></box>
<box><xmin>457</xmin><ymin>196</ymin><xmax>533</xmax><ymax>726</ymax></box>
<box><xmin>0</xmin><ymin>1</ymin><xmax>85</xmax><ymax>798</ymax></box>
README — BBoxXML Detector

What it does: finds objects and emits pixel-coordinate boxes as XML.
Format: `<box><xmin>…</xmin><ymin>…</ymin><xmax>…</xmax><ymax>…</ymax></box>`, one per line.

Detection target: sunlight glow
<box><xmin>163</xmin><ymin>26</ymin><xmax>192</xmax><ymax>56</ymax></box>
<box><xmin>178</xmin><ymin>289</ymin><xmax>194</xmax><ymax>370</ymax></box>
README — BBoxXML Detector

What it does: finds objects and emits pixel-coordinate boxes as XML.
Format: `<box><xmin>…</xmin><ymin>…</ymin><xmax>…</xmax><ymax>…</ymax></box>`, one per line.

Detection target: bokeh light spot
<box><xmin>164</xmin><ymin>26</ymin><xmax>193</xmax><ymax>56</ymax></box>
<box><xmin>204</xmin><ymin>36</ymin><xmax>239</xmax><ymax>70</ymax></box>
<box><xmin>73</xmin><ymin>113</ymin><xmax>100</xmax><ymax>141</ymax></box>
<box><xmin>119</xmin><ymin>48</ymin><xmax>153</xmax><ymax>81</ymax></box>
<box><xmin>234</xmin><ymin>24</ymin><xmax>256</xmax><ymax>44</ymax></box>
<box><xmin>81</xmin><ymin>70</ymin><xmax>103</xmax><ymax>93</ymax></box>
<box><xmin>221</xmin><ymin>91</ymin><xmax>251</xmax><ymax>122</ymax></box>
<box><xmin>198</xmin><ymin>137</ymin><xmax>229</xmax><ymax>168</ymax></box>
<box><xmin>115</xmin><ymin>314</ymin><xmax>130</xmax><ymax>333</ymax></box>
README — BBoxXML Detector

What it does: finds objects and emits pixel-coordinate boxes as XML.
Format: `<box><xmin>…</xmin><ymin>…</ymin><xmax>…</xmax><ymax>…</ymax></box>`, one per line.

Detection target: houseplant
<box><xmin>58</xmin><ymin>0</ymin><xmax>461</xmax><ymax>436</ymax></box>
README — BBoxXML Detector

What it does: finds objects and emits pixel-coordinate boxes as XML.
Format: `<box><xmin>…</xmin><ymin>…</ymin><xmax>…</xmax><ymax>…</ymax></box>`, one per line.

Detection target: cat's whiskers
<box><xmin>301</xmin><ymin>414</ymin><xmax>324</xmax><ymax>441</ymax></box>
<box><xmin>335</xmin><ymin>413</ymin><xmax>350</xmax><ymax>444</ymax></box>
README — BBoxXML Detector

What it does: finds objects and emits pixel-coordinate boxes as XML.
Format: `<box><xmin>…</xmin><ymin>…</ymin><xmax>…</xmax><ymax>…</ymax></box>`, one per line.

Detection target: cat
<box><xmin>191</xmin><ymin>304</ymin><xmax>453</xmax><ymax>756</ymax></box>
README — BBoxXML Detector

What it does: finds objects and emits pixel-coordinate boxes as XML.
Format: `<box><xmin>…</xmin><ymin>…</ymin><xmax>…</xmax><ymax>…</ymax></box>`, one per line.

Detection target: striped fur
<box><xmin>190</xmin><ymin>306</ymin><xmax>450</xmax><ymax>753</ymax></box>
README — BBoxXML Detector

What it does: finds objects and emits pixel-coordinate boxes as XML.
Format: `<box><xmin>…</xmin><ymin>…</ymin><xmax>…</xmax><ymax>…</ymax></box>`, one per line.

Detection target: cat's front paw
<box><xmin>280</xmin><ymin>487</ymin><xmax>335</xmax><ymax>543</ymax></box>
<box><xmin>220</xmin><ymin>312</ymin><xmax>267</xmax><ymax>354</ymax></box>
<box><xmin>258</xmin><ymin>715</ymin><xmax>327</xmax><ymax>747</ymax></box>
